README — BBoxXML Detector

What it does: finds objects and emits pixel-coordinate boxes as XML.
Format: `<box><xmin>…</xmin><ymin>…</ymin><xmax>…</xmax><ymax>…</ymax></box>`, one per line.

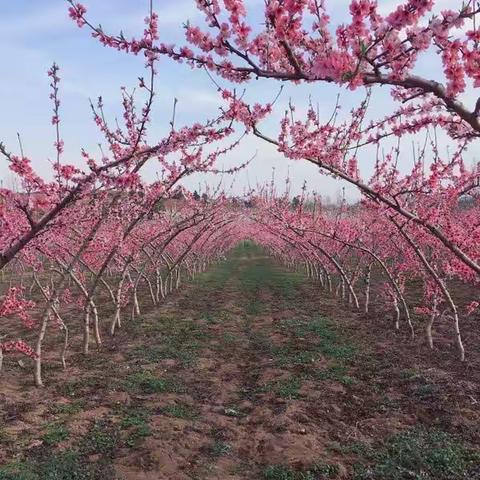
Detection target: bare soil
<box><xmin>1</xmin><ymin>246</ymin><xmax>479</xmax><ymax>479</ymax></box>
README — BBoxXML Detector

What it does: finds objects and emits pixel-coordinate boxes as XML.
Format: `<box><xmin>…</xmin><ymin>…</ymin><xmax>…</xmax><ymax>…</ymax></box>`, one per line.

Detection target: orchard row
<box><xmin>1</xmin><ymin>0</ymin><xmax>479</xmax><ymax>385</ymax></box>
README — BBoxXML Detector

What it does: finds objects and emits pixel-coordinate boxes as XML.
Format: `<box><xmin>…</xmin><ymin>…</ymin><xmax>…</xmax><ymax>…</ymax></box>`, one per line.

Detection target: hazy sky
<box><xmin>0</xmin><ymin>0</ymin><xmax>475</xmax><ymax>201</ymax></box>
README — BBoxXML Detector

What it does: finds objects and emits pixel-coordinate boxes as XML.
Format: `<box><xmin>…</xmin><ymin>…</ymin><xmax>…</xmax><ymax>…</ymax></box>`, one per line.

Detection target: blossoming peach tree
<box><xmin>1</xmin><ymin>1</ymin><xmax>480</xmax><ymax>387</ymax></box>
<box><xmin>0</xmin><ymin>7</ymin><xmax>246</xmax><ymax>385</ymax></box>
<box><xmin>66</xmin><ymin>0</ymin><xmax>479</xmax><ymax>360</ymax></box>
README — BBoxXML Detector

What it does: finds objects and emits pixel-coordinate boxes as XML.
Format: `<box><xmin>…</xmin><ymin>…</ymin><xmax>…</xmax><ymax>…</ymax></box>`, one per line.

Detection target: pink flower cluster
<box><xmin>0</xmin><ymin>287</ymin><xmax>35</xmax><ymax>329</ymax></box>
<box><xmin>0</xmin><ymin>340</ymin><xmax>36</xmax><ymax>358</ymax></box>
<box><xmin>68</xmin><ymin>2</ymin><xmax>87</xmax><ymax>27</ymax></box>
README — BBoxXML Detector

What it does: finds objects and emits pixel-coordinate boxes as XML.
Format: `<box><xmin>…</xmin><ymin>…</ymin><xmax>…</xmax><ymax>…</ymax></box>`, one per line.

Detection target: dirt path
<box><xmin>1</xmin><ymin>244</ymin><xmax>479</xmax><ymax>479</ymax></box>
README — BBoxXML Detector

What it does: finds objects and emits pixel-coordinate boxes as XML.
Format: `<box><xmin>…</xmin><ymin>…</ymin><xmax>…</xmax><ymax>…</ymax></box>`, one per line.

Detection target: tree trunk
<box><xmin>364</xmin><ymin>263</ymin><xmax>372</xmax><ymax>314</ymax></box>
<box><xmin>393</xmin><ymin>297</ymin><xmax>400</xmax><ymax>331</ymax></box>
<box><xmin>34</xmin><ymin>310</ymin><xmax>50</xmax><ymax>387</ymax></box>
<box><xmin>83</xmin><ymin>306</ymin><xmax>90</xmax><ymax>355</ymax></box>
<box><xmin>426</xmin><ymin>296</ymin><xmax>438</xmax><ymax>350</ymax></box>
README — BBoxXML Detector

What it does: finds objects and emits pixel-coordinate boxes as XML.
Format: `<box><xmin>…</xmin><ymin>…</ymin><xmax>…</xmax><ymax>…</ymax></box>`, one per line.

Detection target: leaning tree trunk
<box><xmin>392</xmin><ymin>218</ymin><xmax>465</xmax><ymax>361</ymax></box>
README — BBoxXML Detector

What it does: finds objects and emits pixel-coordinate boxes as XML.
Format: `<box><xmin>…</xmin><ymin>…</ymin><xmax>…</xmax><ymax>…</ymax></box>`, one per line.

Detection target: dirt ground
<box><xmin>1</xmin><ymin>244</ymin><xmax>479</xmax><ymax>479</ymax></box>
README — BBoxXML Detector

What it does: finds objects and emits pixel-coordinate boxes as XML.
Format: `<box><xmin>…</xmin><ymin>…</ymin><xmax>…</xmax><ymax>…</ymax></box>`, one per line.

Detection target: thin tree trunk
<box><xmin>83</xmin><ymin>306</ymin><xmax>90</xmax><ymax>355</ymax></box>
<box><xmin>392</xmin><ymin>218</ymin><xmax>465</xmax><ymax>361</ymax></box>
<box><xmin>92</xmin><ymin>303</ymin><xmax>102</xmax><ymax>348</ymax></box>
<box><xmin>393</xmin><ymin>297</ymin><xmax>400</xmax><ymax>330</ymax></box>
<box><xmin>34</xmin><ymin>310</ymin><xmax>50</xmax><ymax>387</ymax></box>
<box><xmin>111</xmin><ymin>267</ymin><xmax>128</xmax><ymax>336</ymax></box>
<box><xmin>427</xmin><ymin>296</ymin><xmax>438</xmax><ymax>350</ymax></box>
<box><xmin>364</xmin><ymin>263</ymin><xmax>372</xmax><ymax>313</ymax></box>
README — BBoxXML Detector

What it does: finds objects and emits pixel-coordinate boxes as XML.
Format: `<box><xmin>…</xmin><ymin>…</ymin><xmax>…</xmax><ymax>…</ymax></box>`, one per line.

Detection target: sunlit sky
<box><xmin>0</xmin><ymin>0</ymin><xmax>476</xmax><ymax>201</ymax></box>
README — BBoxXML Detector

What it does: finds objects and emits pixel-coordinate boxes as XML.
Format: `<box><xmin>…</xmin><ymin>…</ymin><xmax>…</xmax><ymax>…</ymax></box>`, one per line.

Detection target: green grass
<box><xmin>80</xmin><ymin>419</ymin><xmax>120</xmax><ymax>457</ymax></box>
<box><xmin>0</xmin><ymin>461</ymin><xmax>35</xmax><ymax>480</ymax></box>
<box><xmin>269</xmin><ymin>377</ymin><xmax>302</xmax><ymax>400</ymax></box>
<box><xmin>246</xmin><ymin>298</ymin><xmax>265</xmax><ymax>315</ymax></box>
<box><xmin>161</xmin><ymin>403</ymin><xmax>199</xmax><ymax>420</ymax></box>
<box><xmin>315</xmin><ymin>365</ymin><xmax>355</xmax><ymax>385</ymax></box>
<box><xmin>0</xmin><ymin>415</ymin><xmax>123</xmax><ymax>479</ymax></box>
<box><xmin>274</xmin><ymin>345</ymin><xmax>319</xmax><ymax>368</ymax></box>
<box><xmin>277</xmin><ymin>316</ymin><xmax>357</xmax><ymax>387</ymax></box>
<box><xmin>129</xmin><ymin>319</ymin><xmax>208</xmax><ymax>367</ymax></box>
<box><xmin>133</xmin><ymin>342</ymin><xmax>199</xmax><ymax>366</ymax></box>
<box><xmin>263</xmin><ymin>462</ymin><xmax>339</xmax><ymax>480</ymax></box>
<box><xmin>125</xmin><ymin>424</ymin><xmax>151</xmax><ymax>448</ymax></box>
<box><xmin>119</xmin><ymin>405</ymin><xmax>150</xmax><ymax>429</ymax></box>
<box><xmin>269</xmin><ymin>270</ymin><xmax>305</xmax><ymax>301</ymax></box>
<box><xmin>118</xmin><ymin>405</ymin><xmax>152</xmax><ymax>448</ymax></box>
<box><xmin>201</xmin><ymin>311</ymin><xmax>217</xmax><ymax>324</ymax></box>
<box><xmin>194</xmin><ymin>255</ymin><xmax>236</xmax><ymax>291</ymax></box>
<box><xmin>247</xmin><ymin>329</ymin><xmax>322</xmax><ymax>369</ymax></box>
<box><xmin>59</xmin><ymin>375</ymin><xmax>119</xmax><ymax>397</ymax></box>
<box><xmin>413</xmin><ymin>383</ymin><xmax>439</xmax><ymax>399</ymax></box>
<box><xmin>352</xmin><ymin>428</ymin><xmax>480</xmax><ymax>480</ymax></box>
<box><xmin>49</xmin><ymin>401</ymin><xmax>86</xmax><ymax>415</ymax></box>
<box><xmin>399</xmin><ymin>368</ymin><xmax>421</xmax><ymax>380</ymax></box>
<box><xmin>0</xmin><ymin>412</ymin><xmax>148</xmax><ymax>480</ymax></box>
<box><xmin>248</xmin><ymin>330</ymin><xmax>276</xmax><ymax>352</ymax></box>
<box><xmin>222</xmin><ymin>332</ymin><xmax>237</xmax><ymax>344</ymax></box>
<box><xmin>199</xmin><ymin>307</ymin><xmax>233</xmax><ymax>325</ymax></box>
<box><xmin>210</xmin><ymin>441</ymin><xmax>232</xmax><ymax>457</ymax></box>
<box><xmin>233</xmin><ymin>242</ymin><xmax>306</xmax><ymax>301</ymax></box>
<box><xmin>41</xmin><ymin>422</ymin><xmax>69</xmax><ymax>446</ymax></box>
<box><xmin>334</xmin><ymin>441</ymin><xmax>373</xmax><ymax>457</ymax></box>
<box><xmin>0</xmin><ymin>451</ymin><xmax>117</xmax><ymax>480</ymax></box>
<box><xmin>279</xmin><ymin>317</ymin><xmax>356</xmax><ymax>359</ymax></box>
<box><xmin>287</xmin><ymin>317</ymin><xmax>356</xmax><ymax>362</ymax></box>
<box><xmin>126</xmin><ymin>371</ymin><xmax>185</xmax><ymax>394</ymax></box>
<box><xmin>317</xmin><ymin>342</ymin><xmax>355</xmax><ymax>361</ymax></box>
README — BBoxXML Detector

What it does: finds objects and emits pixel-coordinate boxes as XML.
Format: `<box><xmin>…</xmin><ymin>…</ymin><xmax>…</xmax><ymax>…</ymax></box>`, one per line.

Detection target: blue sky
<box><xmin>0</xmin><ymin>0</ymin><xmax>475</xmax><ymax>201</ymax></box>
